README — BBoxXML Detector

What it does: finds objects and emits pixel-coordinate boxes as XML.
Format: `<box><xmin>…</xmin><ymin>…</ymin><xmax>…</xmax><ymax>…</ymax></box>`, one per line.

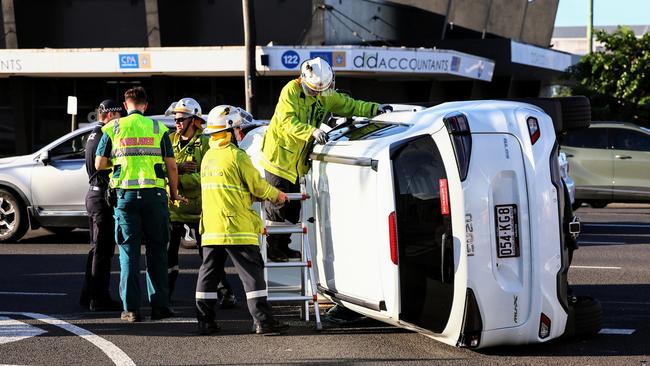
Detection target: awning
<box><xmin>0</xmin><ymin>45</ymin><xmax>494</xmax><ymax>81</ymax></box>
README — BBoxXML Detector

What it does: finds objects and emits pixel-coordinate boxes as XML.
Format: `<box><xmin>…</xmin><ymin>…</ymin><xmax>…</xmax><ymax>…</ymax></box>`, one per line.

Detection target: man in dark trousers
<box><xmin>80</xmin><ymin>99</ymin><xmax>122</xmax><ymax>311</ymax></box>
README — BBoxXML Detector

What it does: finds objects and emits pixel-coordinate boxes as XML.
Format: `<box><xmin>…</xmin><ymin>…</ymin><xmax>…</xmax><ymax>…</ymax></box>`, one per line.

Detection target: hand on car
<box><xmin>377</xmin><ymin>104</ymin><xmax>393</xmax><ymax>114</ymax></box>
<box><xmin>312</xmin><ymin>128</ymin><xmax>329</xmax><ymax>144</ymax></box>
<box><xmin>178</xmin><ymin>161</ymin><xmax>198</xmax><ymax>174</ymax></box>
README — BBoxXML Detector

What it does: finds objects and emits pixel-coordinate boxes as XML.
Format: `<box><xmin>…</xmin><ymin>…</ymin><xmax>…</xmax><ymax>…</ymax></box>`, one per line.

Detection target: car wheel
<box><xmin>558</xmin><ymin>96</ymin><xmax>591</xmax><ymax>131</ymax></box>
<box><xmin>564</xmin><ymin>295</ymin><xmax>603</xmax><ymax>338</ymax></box>
<box><xmin>0</xmin><ymin>188</ymin><xmax>29</xmax><ymax>243</ymax></box>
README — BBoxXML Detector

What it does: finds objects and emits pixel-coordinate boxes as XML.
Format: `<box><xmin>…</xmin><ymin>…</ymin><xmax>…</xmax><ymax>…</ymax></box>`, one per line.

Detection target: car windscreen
<box><xmin>391</xmin><ymin>135</ymin><xmax>454</xmax><ymax>333</ymax></box>
<box><xmin>329</xmin><ymin>120</ymin><xmax>410</xmax><ymax>142</ymax></box>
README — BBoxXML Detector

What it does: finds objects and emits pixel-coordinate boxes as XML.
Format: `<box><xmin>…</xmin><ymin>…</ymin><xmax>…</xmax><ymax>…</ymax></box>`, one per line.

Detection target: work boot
<box><xmin>150</xmin><ymin>306</ymin><xmax>176</xmax><ymax>320</ymax></box>
<box><xmin>197</xmin><ymin>320</ymin><xmax>221</xmax><ymax>335</ymax></box>
<box><xmin>266</xmin><ymin>245</ymin><xmax>289</xmax><ymax>262</ymax></box>
<box><xmin>120</xmin><ymin>310</ymin><xmax>142</xmax><ymax>323</ymax></box>
<box><xmin>325</xmin><ymin>304</ymin><xmax>365</xmax><ymax>324</ymax></box>
<box><xmin>89</xmin><ymin>298</ymin><xmax>122</xmax><ymax>312</ymax></box>
<box><xmin>255</xmin><ymin>319</ymin><xmax>290</xmax><ymax>335</ymax></box>
<box><xmin>281</xmin><ymin>247</ymin><xmax>301</xmax><ymax>260</ymax></box>
<box><xmin>219</xmin><ymin>291</ymin><xmax>237</xmax><ymax>309</ymax></box>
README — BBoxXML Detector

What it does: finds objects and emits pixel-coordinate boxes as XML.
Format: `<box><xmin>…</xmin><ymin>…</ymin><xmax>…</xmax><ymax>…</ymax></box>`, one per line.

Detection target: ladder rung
<box><xmin>286</xmin><ymin>193</ymin><xmax>310</xmax><ymax>201</ymax></box>
<box><xmin>264</xmin><ymin>224</ymin><xmax>306</xmax><ymax>235</ymax></box>
<box><xmin>266</xmin><ymin>261</ymin><xmax>309</xmax><ymax>268</ymax></box>
<box><xmin>269</xmin><ymin>285</ymin><xmax>302</xmax><ymax>292</ymax></box>
<box><xmin>268</xmin><ymin>295</ymin><xmax>317</xmax><ymax>302</ymax></box>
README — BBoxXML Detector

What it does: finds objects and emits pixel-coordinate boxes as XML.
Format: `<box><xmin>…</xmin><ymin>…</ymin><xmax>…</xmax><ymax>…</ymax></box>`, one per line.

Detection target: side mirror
<box><xmin>38</xmin><ymin>151</ymin><xmax>50</xmax><ymax>166</ymax></box>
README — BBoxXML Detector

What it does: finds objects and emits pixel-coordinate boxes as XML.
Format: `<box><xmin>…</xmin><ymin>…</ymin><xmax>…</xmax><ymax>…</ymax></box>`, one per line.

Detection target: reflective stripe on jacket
<box><xmin>261</xmin><ymin>79</ymin><xmax>379</xmax><ymax>182</ymax></box>
<box><xmin>103</xmin><ymin>114</ymin><xmax>169</xmax><ymax>190</ymax></box>
<box><xmin>168</xmin><ymin>129</ymin><xmax>209</xmax><ymax>223</ymax></box>
<box><xmin>200</xmin><ymin>133</ymin><xmax>280</xmax><ymax>246</ymax></box>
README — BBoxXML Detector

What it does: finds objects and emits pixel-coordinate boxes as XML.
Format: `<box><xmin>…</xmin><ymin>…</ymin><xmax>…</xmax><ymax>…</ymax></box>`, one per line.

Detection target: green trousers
<box><xmin>114</xmin><ymin>188</ymin><xmax>170</xmax><ymax>311</ymax></box>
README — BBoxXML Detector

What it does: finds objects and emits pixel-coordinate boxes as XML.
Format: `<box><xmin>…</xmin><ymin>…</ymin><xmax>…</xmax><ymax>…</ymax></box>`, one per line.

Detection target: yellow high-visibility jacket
<box><xmin>261</xmin><ymin>79</ymin><xmax>379</xmax><ymax>183</ymax></box>
<box><xmin>200</xmin><ymin>133</ymin><xmax>280</xmax><ymax>246</ymax></box>
<box><xmin>168</xmin><ymin>129</ymin><xmax>209</xmax><ymax>223</ymax></box>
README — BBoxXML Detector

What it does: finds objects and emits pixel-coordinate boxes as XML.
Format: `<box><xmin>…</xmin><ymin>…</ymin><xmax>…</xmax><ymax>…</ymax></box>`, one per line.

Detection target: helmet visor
<box><xmin>301</xmin><ymin>78</ymin><xmax>335</xmax><ymax>97</ymax></box>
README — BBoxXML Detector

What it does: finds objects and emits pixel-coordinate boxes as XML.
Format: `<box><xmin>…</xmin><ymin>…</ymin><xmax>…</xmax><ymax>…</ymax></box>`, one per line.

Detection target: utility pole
<box><xmin>587</xmin><ymin>0</ymin><xmax>593</xmax><ymax>54</ymax></box>
<box><xmin>242</xmin><ymin>0</ymin><xmax>257</xmax><ymax>116</ymax></box>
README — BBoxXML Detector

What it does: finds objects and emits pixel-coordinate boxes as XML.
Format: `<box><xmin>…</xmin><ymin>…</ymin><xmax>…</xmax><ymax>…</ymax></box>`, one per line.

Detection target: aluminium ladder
<box><xmin>260</xmin><ymin>180</ymin><xmax>322</xmax><ymax>330</ymax></box>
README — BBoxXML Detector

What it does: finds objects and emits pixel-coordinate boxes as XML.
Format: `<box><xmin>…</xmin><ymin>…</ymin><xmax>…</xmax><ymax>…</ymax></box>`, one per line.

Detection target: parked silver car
<box><xmin>0</xmin><ymin>116</ymin><xmax>172</xmax><ymax>243</ymax></box>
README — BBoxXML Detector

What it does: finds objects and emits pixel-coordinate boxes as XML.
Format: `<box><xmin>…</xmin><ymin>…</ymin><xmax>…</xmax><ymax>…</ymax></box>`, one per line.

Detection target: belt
<box><xmin>89</xmin><ymin>186</ymin><xmax>106</xmax><ymax>191</ymax></box>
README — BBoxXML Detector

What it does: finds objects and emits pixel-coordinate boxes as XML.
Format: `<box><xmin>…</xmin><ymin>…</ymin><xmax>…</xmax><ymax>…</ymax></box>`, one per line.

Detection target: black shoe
<box><xmin>255</xmin><ymin>319</ymin><xmax>289</xmax><ymax>335</ymax></box>
<box><xmin>89</xmin><ymin>298</ymin><xmax>122</xmax><ymax>312</ymax></box>
<box><xmin>197</xmin><ymin>320</ymin><xmax>221</xmax><ymax>335</ymax></box>
<box><xmin>266</xmin><ymin>246</ymin><xmax>289</xmax><ymax>262</ymax></box>
<box><xmin>325</xmin><ymin>304</ymin><xmax>365</xmax><ymax>324</ymax></box>
<box><xmin>151</xmin><ymin>306</ymin><xmax>176</xmax><ymax>320</ymax></box>
<box><xmin>120</xmin><ymin>310</ymin><xmax>142</xmax><ymax>323</ymax></box>
<box><xmin>281</xmin><ymin>247</ymin><xmax>302</xmax><ymax>259</ymax></box>
<box><xmin>220</xmin><ymin>293</ymin><xmax>237</xmax><ymax>309</ymax></box>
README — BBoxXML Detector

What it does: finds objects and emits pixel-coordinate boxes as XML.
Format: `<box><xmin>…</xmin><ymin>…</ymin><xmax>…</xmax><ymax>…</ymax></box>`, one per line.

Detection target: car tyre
<box><xmin>0</xmin><ymin>188</ymin><xmax>29</xmax><ymax>243</ymax></box>
<box><xmin>557</xmin><ymin>96</ymin><xmax>591</xmax><ymax>131</ymax></box>
<box><xmin>589</xmin><ymin>201</ymin><xmax>608</xmax><ymax>209</ymax></box>
<box><xmin>564</xmin><ymin>295</ymin><xmax>603</xmax><ymax>338</ymax></box>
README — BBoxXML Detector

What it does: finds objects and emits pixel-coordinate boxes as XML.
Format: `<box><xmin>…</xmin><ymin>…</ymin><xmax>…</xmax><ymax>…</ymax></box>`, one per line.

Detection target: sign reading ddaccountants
<box><xmin>262</xmin><ymin>46</ymin><xmax>495</xmax><ymax>82</ymax></box>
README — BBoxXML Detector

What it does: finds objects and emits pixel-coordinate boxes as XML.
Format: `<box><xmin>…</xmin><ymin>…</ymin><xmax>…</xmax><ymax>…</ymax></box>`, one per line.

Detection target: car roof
<box><xmin>590</xmin><ymin>121</ymin><xmax>644</xmax><ymax>129</ymax></box>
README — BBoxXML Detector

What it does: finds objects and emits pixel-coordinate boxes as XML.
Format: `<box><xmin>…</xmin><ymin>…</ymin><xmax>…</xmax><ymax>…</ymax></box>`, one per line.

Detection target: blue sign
<box><xmin>119</xmin><ymin>54</ymin><xmax>139</xmax><ymax>69</ymax></box>
<box><xmin>309</xmin><ymin>51</ymin><xmax>332</xmax><ymax>66</ymax></box>
<box><xmin>281</xmin><ymin>50</ymin><xmax>300</xmax><ymax>69</ymax></box>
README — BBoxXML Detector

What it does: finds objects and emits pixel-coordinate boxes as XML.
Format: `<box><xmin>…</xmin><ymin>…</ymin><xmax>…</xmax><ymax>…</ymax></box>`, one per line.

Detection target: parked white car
<box><xmin>302</xmin><ymin>97</ymin><xmax>598</xmax><ymax>348</ymax></box>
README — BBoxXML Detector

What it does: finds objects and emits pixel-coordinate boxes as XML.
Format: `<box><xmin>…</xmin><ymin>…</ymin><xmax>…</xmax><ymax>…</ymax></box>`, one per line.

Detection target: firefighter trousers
<box><xmin>196</xmin><ymin>245</ymin><xmax>273</xmax><ymax>325</ymax></box>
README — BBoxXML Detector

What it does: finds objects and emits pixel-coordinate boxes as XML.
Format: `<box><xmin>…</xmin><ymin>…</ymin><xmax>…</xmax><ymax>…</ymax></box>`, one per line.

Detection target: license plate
<box><xmin>494</xmin><ymin>204</ymin><xmax>520</xmax><ymax>258</ymax></box>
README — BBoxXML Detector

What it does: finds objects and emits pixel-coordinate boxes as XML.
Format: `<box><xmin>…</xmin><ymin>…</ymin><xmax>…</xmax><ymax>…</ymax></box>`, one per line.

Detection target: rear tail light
<box><xmin>444</xmin><ymin>114</ymin><xmax>472</xmax><ymax>181</ymax></box>
<box><xmin>527</xmin><ymin>117</ymin><xmax>540</xmax><ymax>144</ymax></box>
<box><xmin>457</xmin><ymin>288</ymin><xmax>483</xmax><ymax>348</ymax></box>
<box><xmin>388</xmin><ymin>212</ymin><xmax>398</xmax><ymax>265</ymax></box>
<box><xmin>539</xmin><ymin>313</ymin><xmax>551</xmax><ymax>339</ymax></box>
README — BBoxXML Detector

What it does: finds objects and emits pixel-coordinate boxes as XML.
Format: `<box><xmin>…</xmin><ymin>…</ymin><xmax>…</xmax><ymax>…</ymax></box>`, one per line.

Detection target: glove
<box><xmin>377</xmin><ymin>104</ymin><xmax>393</xmax><ymax>114</ymax></box>
<box><xmin>312</xmin><ymin>128</ymin><xmax>329</xmax><ymax>144</ymax></box>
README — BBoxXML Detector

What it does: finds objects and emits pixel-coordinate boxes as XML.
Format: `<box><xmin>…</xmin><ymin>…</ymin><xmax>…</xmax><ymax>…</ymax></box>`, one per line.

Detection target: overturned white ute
<box><xmin>302</xmin><ymin>97</ymin><xmax>601</xmax><ymax>349</ymax></box>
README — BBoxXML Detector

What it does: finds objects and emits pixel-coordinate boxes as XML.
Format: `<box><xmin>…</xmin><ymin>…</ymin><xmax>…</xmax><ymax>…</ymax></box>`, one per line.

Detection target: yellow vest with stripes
<box><xmin>200</xmin><ymin>134</ymin><xmax>280</xmax><ymax>246</ymax></box>
<box><xmin>103</xmin><ymin>114</ymin><xmax>168</xmax><ymax>190</ymax></box>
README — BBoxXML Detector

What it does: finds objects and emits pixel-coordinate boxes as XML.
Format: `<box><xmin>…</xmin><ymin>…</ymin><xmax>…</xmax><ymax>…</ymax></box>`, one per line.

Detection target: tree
<box><xmin>567</xmin><ymin>27</ymin><xmax>650</xmax><ymax>125</ymax></box>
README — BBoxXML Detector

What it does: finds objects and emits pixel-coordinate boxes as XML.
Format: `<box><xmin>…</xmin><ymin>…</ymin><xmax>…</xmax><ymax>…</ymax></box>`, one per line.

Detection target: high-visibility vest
<box><xmin>103</xmin><ymin>113</ymin><xmax>168</xmax><ymax>190</ymax></box>
<box><xmin>200</xmin><ymin>134</ymin><xmax>279</xmax><ymax>246</ymax></box>
<box><xmin>168</xmin><ymin>129</ymin><xmax>209</xmax><ymax>223</ymax></box>
<box><xmin>261</xmin><ymin>78</ymin><xmax>379</xmax><ymax>182</ymax></box>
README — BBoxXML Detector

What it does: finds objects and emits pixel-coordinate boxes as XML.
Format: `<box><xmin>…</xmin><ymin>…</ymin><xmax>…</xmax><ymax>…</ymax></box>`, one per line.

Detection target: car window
<box><xmin>563</xmin><ymin>128</ymin><xmax>609</xmax><ymax>149</ymax></box>
<box><xmin>330</xmin><ymin>121</ymin><xmax>410</xmax><ymax>142</ymax></box>
<box><xmin>50</xmin><ymin>131</ymin><xmax>91</xmax><ymax>160</ymax></box>
<box><xmin>391</xmin><ymin>135</ymin><xmax>454</xmax><ymax>333</ymax></box>
<box><xmin>611</xmin><ymin>128</ymin><xmax>650</xmax><ymax>152</ymax></box>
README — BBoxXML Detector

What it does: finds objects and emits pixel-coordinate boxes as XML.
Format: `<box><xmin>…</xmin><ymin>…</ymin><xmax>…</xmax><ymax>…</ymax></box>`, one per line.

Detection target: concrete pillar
<box><xmin>2</xmin><ymin>0</ymin><xmax>18</xmax><ymax>48</ymax></box>
<box><xmin>144</xmin><ymin>0</ymin><xmax>161</xmax><ymax>47</ymax></box>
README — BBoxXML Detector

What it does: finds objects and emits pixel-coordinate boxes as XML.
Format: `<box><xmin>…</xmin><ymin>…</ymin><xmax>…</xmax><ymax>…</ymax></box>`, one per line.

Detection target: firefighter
<box><xmin>95</xmin><ymin>87</ymin><xmax>185</xmax><ymax>322</ymax></box>
<box><xmin>195</xmin><ymin>105</ymin><xmax>289</xmax><ymax>335</ymax></box>
<box><xmin>260</xmin><ymin>56</ymin><xmax>392</xmax><ymax>261</ymax></box>
<box><xmin>80</xmin><ymin>99</ymin><xmax>123</xmax><ymax>311</ymax></box>
<box><xmin>165</xmin><ymin>98</ymin><xmax>236</xmax><ymax>308</ymax></box>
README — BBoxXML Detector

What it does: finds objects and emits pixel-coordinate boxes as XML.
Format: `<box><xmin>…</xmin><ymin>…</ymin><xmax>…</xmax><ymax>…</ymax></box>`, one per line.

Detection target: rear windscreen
<box><xmin>391</xmin><ymin>135</ymin><xmax>454</xmax><ymax>333</ymax></box>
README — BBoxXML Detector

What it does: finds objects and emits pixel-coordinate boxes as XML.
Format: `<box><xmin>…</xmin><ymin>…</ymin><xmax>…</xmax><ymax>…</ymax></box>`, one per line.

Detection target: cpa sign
<box><xmin>118</xmin><ymin>53</ymin><xmax>151</xmax><ymax>70</ymax></box>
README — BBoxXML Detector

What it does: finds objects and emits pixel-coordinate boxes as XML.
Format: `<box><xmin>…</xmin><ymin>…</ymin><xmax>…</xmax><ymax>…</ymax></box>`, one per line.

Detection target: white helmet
<box><xmin>300</xmin><ymin>57</ymin><xmax>334</xmax><ymax>96</ymax></box>
<box><xmin>165</xmin><ymin>97</ymin><xmax>203</xmax><ymax>120</ymax></box>
<box><xmin>204</xmin><ymin>105</ymin><xmax>253</xmax><ymax>135</ymax></box>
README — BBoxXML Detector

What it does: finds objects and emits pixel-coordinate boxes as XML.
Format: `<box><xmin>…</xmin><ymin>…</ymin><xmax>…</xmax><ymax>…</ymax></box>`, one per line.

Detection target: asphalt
<box><xmin>0</xmin><ymin>205</ymin><xmax>649</xmax><ymax>365</ymax></box>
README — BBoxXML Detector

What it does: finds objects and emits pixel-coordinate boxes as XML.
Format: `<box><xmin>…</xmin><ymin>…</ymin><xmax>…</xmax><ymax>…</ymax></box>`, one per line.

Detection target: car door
<box><xmin>610</xmin><ymin>127</ymin><xmax>650</xmax><ymax>201</ymax></box>
<box><xmin>561</xmin><ymin>127</ymin><xmax>613</xmax><ymax>201</ymax></box>
<box><xmin>30</xmin><ymin>130</ymin><xmax>92</xmax><ymax>215</ymax></box>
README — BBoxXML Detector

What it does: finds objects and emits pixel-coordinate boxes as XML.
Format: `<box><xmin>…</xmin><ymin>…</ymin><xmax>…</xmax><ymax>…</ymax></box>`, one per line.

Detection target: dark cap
<box><xmin>98</xmin><ymin>99</ymin><xmax>123</xmax><ymax>114</ymax></box>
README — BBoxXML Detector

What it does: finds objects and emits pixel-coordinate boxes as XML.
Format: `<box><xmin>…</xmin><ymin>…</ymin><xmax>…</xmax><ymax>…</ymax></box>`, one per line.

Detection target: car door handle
<box><xmin>615</xmin><ymin>155</ymin><xmax>632</xmax><ymax>159</ymax></box>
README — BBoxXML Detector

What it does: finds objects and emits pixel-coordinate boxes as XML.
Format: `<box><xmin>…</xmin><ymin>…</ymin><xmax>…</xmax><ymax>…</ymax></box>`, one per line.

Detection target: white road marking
<box><xmin>0</xmin><ymin>291</ymin><xmax>67</xmax><ymax>296</ymax></box>
<box><xmin>601</xmin><ymin>301</ymin><xmax>650</xmax><ymax>306</ymax></box>
<box><xmin>0</xmin><ymin>317</ymin><xmax>47</xmax><ymax>345</ymax></box>
<box><xmin>599</xmin><ymin>328</ymin><xmax>636</xmax><ymax>335</ymax></box>
<box><xmin>577</xmin><ymin>241</ymin><xmax>626</xmax><ymax>245</ymax></box>
<box><xmin>571</xmin><ymin>265</ymin><xmax>622</xmax><ymax>270</ymax></box>
<box><xmin>0</xmin><ymin>312</ymin><xmax>135</xmax><ymax>366</ymax></box>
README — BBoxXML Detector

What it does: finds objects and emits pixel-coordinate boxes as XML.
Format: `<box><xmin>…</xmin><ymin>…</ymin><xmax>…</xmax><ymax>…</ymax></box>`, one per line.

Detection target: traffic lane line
<box><xmin>599</xmin><ymin>328</ymin><xmax>636</xmax><ymax>335</ymax></box>
<box><xmin>0</xmin><ymin>317</ymin><xmax>47</xmax><ymax>345</ymax></box>
<box><xmin>0</xmin><ymin>312</ymin><xmax>135</xmax><ymax>366</ymax></box>
<box><xmin>0</xmin><ymin>292</ymin><xmax>67</xmax><ymax>296</ymax></box>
